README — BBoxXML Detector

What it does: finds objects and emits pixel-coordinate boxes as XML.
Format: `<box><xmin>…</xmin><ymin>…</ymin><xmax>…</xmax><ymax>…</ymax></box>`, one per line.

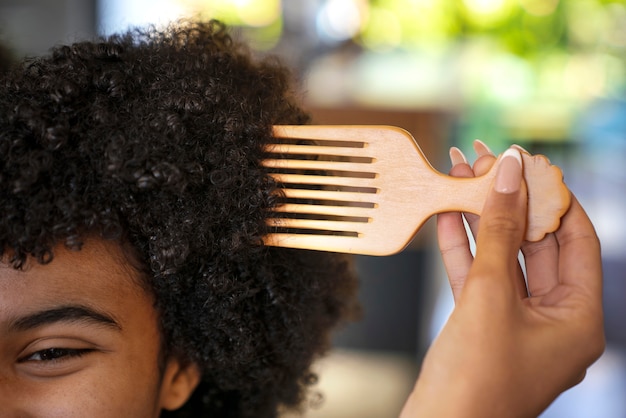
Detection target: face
<box><xmin>0</xmin><ymin>238</ymin><xmax>199</xmax><ymax>417</ymax></box>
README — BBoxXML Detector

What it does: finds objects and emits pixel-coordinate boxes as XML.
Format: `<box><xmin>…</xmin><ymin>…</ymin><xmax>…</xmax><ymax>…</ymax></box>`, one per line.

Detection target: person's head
<box><xmin>0</xmin><ymin>20</ymin><xmax>358</xmax><ymax>417</ymax></box>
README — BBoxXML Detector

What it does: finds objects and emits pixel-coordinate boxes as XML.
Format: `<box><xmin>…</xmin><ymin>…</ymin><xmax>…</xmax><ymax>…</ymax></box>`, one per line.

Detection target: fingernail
<box><xmin>473</xmin><ymin>139</ymin><xmax>494</xmax><ymax>157</ymax></box>
<box><xmin>494</xmin><ymin>148</ymin><xmax>522</xmax><ymax>194</ymax></box>
<box><xmin>449</xmin><ymin>147</ymin><xmax>468</xmax><ymax>166</ymax></box>
<box><xmin>512</xmin><ymin>144</ymin><xmax>530</xmax><ymax>154</ymax></box>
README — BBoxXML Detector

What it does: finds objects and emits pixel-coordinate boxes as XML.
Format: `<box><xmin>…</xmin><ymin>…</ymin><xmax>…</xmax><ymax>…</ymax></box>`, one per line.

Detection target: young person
<box><xmin>0</xmin><ymin>20</ymin><xmax>603</xmax><ymax>417</ymax></box>
<box><xmin>0</xmin><ymin>20</ymin><xmax>358</xmax><ymax>417</ymax></box>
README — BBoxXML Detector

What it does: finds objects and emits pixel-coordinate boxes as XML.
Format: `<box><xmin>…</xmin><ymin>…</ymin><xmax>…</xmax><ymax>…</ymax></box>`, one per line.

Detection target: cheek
<box><xmin>18</xmin><ymin>364</ymin><xmax>163</xmax><ymax>418</ymax></box>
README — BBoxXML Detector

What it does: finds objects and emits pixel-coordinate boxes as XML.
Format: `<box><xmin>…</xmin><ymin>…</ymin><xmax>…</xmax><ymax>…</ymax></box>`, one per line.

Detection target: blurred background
<box><xmin>1</xmin><ymin>0</ymin><xmax>624</xmax><ymax>416</ymax></box>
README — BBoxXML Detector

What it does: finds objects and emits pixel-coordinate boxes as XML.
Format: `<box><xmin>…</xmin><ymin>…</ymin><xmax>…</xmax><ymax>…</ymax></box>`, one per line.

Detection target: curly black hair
<box><xmin>0</xmin><ymin>20</ymin><xmax>358</xmax><ymax>417</ymax></box>
<box><xmin>0</xmin><ymin>41</ymin><xmax>15</xmax><ymax>74</ymax></box>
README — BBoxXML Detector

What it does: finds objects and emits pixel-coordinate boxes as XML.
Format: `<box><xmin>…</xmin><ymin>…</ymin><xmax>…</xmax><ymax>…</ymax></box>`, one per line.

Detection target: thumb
<box><xmin>472</xmin><ymin>147</ymin><xmax>528</xmax><ymax>278</ymax></box>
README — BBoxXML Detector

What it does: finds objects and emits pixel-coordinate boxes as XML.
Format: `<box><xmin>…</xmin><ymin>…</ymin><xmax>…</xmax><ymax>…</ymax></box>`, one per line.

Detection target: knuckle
<box><xmin>481</xmin><ymin>214</ymin><xmax>521</xmax><ymax>236</ymax></box>
<box><xmin>439</xmin><ymin>240</ymin><xmax>468</xmax><ymax>257</ymax></box>
<box><xmin>585</xmin><ymin>320</ymin><xmax>606</xmax><ymax>361</ymax></box>
<box><xmin>521</xmin><ymin>239</ymin><xmax>554</xmax><ymax>257</ymax></box>
<box><xmin>589</xmin><ymin>336</ymin><xmax>606</xmax><ymax>362</ymax></box>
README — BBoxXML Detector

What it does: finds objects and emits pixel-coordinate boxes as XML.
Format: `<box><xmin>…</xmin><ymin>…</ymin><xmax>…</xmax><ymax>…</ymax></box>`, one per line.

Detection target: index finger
<box><xmin>555</xmin><ymin>194</ymin><xmax>602</xmax><ymax>299</ymax></box>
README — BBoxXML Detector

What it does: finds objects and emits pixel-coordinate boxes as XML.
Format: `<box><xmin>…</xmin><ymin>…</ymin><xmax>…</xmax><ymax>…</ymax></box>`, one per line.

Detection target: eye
<box><xmin>19</xmin><ymin>347</ymin><xmax>94</xmax><ymax>363</ymax></box>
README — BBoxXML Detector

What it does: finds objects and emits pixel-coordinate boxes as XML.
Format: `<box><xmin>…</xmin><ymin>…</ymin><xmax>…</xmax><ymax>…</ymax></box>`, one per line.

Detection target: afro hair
<box><xmin>0</xmin><ymin>20</ymin><xmax>359</xmax><ymax>417</ymax></box>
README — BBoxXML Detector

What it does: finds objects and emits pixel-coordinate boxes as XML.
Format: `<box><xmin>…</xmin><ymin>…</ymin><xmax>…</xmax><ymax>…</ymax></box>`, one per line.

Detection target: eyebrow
<box><xmin>9</xmin><ymin>305</ymin><xmax>122</xmax><ymax>332</ymax></box>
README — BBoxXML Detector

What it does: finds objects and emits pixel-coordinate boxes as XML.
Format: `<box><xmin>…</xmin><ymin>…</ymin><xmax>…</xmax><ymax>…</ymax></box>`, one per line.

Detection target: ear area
<box><xmin>159</xmin><ymin>359</ymin><xmax>202</xmax><ymax>411</ymax></box>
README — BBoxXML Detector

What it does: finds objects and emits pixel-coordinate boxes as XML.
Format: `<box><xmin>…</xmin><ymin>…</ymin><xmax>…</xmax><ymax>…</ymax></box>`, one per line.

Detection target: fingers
<box><xmin>521</xmin><ymin>233</ymin><xmax>559</xmax><ymax>297</ymax></box>
<box><xmin>555</xmin><ymin>194</ymin><xmax>602</xmax><ymax>300</ymax></box>
<box><xmin>557</xmin><ymin>194</ymin><xmax>605</xmax><ymax>370</ymax></box>
<box><xmin>464</xmin><ymin>140</ymin><xmax>496</xmax><ymax>236</ymax></box>
<box><xmin>472</xmin><ymin>140</ymin><xmax>496</xmax><ymax>175</ymax></box>
<box><xmin>523</xmin><ymin>194</ymin><xmax>602</xmax><ymax>302</ymax></box>
<box><xmin>512</xmin><ymin>144</ymin><xmax>559</xmax><ymax>297</ymax></box>
<box><xmin>471</xmin><ymin>148</ymin><xmax>528</xmax><ymax>292</ymax></box>
<box><xmin>436</xmin><ymin>141</ymin><xmax>499</xmax><ymax>301</ymax></box>
<box><xmin>437</xmin><ymin>148</ymin><xmax>475</xmax><ymax>300</ymax></box>
<box><xmin>437</xmin><ymin>215</ymin><xmax>471</xmax><ymax>300</ymax></box>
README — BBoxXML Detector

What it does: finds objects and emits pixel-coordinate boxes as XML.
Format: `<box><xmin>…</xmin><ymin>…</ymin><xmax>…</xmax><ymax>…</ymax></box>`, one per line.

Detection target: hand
<box><xmin>400</xmin><ymin>143</ymin><xmax>605</xmax><ymax>418</ymax></box>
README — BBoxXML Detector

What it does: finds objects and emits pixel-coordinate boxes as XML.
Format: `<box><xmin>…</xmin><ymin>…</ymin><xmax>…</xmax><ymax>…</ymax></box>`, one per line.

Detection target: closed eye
<box><xmin>18</xmin><ymin>347</ymin><xmax>94</xmax><ymax>363</ymax></box>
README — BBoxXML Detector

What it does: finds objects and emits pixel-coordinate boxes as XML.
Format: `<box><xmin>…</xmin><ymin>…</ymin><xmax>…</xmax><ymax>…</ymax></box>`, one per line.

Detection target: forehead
<box><xmin>0</xmin><ymin>238</ymin><xmax>150</xmax><ymax>320</ymax></box>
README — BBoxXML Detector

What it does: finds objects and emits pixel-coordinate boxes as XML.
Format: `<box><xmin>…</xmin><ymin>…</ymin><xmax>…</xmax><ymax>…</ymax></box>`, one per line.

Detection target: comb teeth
<box><xmin>276</xmin><ymin>188</ymin><xmax>378</xmax><ymax>205</ymax></box>
<box><xmin>262</xmin><ymin>158</ymin><xmax>377</xmax><ymax>176</ymax></box>
<box><xmin>262</xmin><ymin>137</ymin><xmax>381</xmax><ymax>238</ymax></box>
<box><xmin>263</xmin><ymin>125</ymin><xmax>572</xmax><ymax>255</ymax></box>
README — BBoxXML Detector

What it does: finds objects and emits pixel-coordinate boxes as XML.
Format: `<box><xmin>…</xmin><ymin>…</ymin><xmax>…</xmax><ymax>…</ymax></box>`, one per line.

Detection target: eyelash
<box><xmin>19</xmin><ymin>348</ymin><xmax>94</xmax><ymax>363</ymax></box>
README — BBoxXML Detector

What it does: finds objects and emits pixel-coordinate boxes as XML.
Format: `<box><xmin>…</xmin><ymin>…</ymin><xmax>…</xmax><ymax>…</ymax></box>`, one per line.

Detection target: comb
<box><xmin>261</xmin><ymin>125</ymin><xmax>571</xmax><ymax>255</ymax></box>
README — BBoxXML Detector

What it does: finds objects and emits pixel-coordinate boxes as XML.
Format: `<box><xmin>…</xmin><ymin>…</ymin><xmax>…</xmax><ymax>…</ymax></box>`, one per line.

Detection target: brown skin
<box><xmin>0</xmin><ymin>143</ymin><xmax>603</xmax><ymax>417</ymax></box>
<box><xmin>401</xmin><ymin>145</ymin><xmax>605</xmax><ymax>417</ymax></box>
<box><xmin>0</xmin><ymin>238</ymin><xmax>200</xmax><ymax>417</ymax></box>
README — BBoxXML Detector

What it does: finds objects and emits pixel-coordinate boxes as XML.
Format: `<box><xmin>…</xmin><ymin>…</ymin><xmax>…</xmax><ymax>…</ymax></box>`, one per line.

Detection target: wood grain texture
<box><xmin>263</xmin><ymin>125</ymin><xmax>571</xmax><ymax>255</ymax></box>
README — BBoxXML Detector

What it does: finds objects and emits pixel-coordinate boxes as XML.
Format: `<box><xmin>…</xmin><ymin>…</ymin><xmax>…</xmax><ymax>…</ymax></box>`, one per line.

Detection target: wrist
<box><xmin>401</xmin><ymin>365</ymin><xmax>512</xmax><ymax>418</ymax></box>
